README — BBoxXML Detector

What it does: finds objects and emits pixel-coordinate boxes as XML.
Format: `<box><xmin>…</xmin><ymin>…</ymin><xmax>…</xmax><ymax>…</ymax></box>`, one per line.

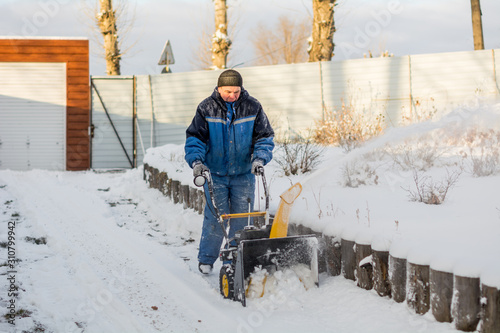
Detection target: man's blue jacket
<box><xmin>185</xmin><ymin>87</ymin><xmax>274</xmax><ymax>176</ymax></box>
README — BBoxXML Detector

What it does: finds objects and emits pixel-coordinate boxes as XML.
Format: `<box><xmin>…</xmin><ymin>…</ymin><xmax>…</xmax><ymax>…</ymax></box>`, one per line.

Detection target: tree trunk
<box><xmin>470</xmin><ymin>0</ymin><xmax>485</xmax><ymax>50</ymax></box>
<box><xmin>97</xmin><ymin>0</ymin><xmax>121</xmax><ymax>75</ymax></box>
<box><xmin>212</xmin><ymin>0</ymin><xmax>231</xmax><ymax>69</ymax></box>
<box><xmin>308</xmin><ymin>0</ymin><xmax>336</xmax><ymax>62</ymax></box>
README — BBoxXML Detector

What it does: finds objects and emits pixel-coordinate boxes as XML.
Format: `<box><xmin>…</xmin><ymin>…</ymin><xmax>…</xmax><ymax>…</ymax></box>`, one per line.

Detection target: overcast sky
<box><xmin>1</xmin><ymin>0</ymin><xmax>500</xmax><ymax>76</ymax></box>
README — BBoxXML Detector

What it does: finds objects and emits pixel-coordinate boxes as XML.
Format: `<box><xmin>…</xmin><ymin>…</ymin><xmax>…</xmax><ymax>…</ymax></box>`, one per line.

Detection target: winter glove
<box><xmin>192</xmin><ymin>161</ymin><xmax>209</xmax><ymax>178</ymax></box>
<box><xmin>251</xmin><ymin>159</ymin><xmax>264</xmax><ymax>176</ymax></box>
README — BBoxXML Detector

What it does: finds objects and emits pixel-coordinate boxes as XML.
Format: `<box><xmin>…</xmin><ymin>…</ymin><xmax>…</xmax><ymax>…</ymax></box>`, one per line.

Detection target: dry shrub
<box><xmin>399</xmin><ymin>98</ymin><xmax>438</xmax><ymax>126</ymax></box>
<box><xmin>341</xmin><ymin>160</ymin><xmax>379</xmax><ymax>188</ymax></box>
<box><xmin>404</xmin><ymin>168</ymin><xmax>461</xmax><ymax>205</ymax></box>
<box><xmin>313</xmin><ymin>100</ymin><xmax>385</xmax><ymax>152</ymax></box>
<box><xmin>274</xmin><ymin>136</ymin><xmax>324</xmax><ymax>176</ymax></box>
<box><xmin>460</xmin><ymin>128</ymin><xmax>500</xmax><ymax>177</ymax></box>
<box><xmin>386</xmin><ymin>139</ymin><xmax>445</xmax><ymax>172</ymax></box>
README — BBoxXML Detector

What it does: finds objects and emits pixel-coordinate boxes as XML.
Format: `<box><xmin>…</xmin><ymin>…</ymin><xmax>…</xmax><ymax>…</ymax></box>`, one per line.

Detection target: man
<box><xmin>185</xmin><ymin>69</ymin><xmax>274</xmax><ymax>274</ymax></box>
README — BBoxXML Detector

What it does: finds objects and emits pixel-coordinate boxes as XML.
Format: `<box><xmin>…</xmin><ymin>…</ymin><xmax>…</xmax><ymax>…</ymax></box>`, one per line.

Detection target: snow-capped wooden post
<box><xmin>178</xmin><ymin>184</ymin><xmax>185</xmax><ymax>206</ymax></box>
<box><xmin>407</xmin><ymin>262</ymin><xmax>430</xmax><ymax>314</ymax></box>
<box><xmin>324</xmin><ymin>235</ymin><xmax>341</xmax><ymax>276</ymax></box>
<box><xmin>165</xmin><ymin>178</ymin><xmax>172</xmax><ymax>199</ymax></box>
<box><xmin>148</xmin><ymin>166</ymin><xmax>158</xmax><ymax>188</ymax></box>
<box><xmin>480</xmin><ymin>283</ymin><xmax>500</xmax><ymax>333</ymax></box>
<box><xmin>145</xmin><ymin>164</ymin><xmax>154</xmax><ymax>184</ymax></box>
<box><xmin>158</xmin><ymin>172</ymin><xmax>168</xmax><ymax>195</ymax></box>
<box><xmin>388</xmin><ymin>255</ymin><xmax>406</xmax><ymax>303</ymax></box>
<box><xmin>189</xmin><ymin>187</ymin><xmax>197</xmax><ymax>210</ymax></box>
<box><xmin>171</xmin><ymin>180</ymin><xmax>180</xmax><ymax>204</ymax></box>
<box><xmin>143</xmin><ymin>163</ymin><xmax>150</xmax><ymax>182</ymax></box>
<box><xmin>181</xmin><ymin>184</ymin><xmax>190</xmax><ymax>209</ymax></box>
<box><xmin>452</xmin><ymin>275</ymin><xmax>480</xmax><ymax>332</ymax></box>
<box><xmin>356</xmin><ymin>243</ymin><xmax>373</xmax><ymax>290</ymax></box>
<box><xmin>341</xmin><ymin>239</ymin><xmax>356</xmax><ymax>281</ymax></box>
<box><xmin>197</xmin><ymin>189</ymin><xmax>205</xmax><ymax>214</ymax></box>
<box><xmin>429</xmin><ymin>268</ymin><xmax>453</xmax><ymax>323</ymax></box>
<box><xmin>372</xmin><ymin>250</ymin><xmax>391</xmax><ymax>297</ymax></box>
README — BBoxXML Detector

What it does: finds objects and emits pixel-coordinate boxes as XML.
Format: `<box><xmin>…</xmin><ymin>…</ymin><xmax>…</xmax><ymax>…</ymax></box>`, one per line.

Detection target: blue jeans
<box><xmin>198</xmin><ymin>173</ymin><xmax>255</xmax><ymax>265</ymax></box>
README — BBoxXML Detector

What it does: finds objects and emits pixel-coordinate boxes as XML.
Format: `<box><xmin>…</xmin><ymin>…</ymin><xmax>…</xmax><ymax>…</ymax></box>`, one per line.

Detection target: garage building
<box><xmin>0</xmin><ymin>37</ymin><xmax>90</xmax><ymax>171</ymax></box>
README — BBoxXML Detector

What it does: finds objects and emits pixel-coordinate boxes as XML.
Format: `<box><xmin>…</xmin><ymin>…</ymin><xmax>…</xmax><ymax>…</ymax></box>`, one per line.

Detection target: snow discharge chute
<box><xmin>195</xmin><ymin>171</ymin><xmax>318</xmax><ymax>306</ymax></box>
<box><xmin>269</xmin><ymin>182</ymin><xmax>303</xmax><ymax>238</ymax></box>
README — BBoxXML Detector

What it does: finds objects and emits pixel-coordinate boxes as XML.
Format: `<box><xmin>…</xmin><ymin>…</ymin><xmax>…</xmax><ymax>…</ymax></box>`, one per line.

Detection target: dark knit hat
<box><xmin>217</xmin><ymin>69</ymin><xmax>243</xmax><ymax>87</ymax></box>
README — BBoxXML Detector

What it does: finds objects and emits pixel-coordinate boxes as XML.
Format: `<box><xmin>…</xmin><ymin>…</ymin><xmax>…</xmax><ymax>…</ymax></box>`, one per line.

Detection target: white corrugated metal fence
<box><xmin>90</xmin><ymin>49</ymin><xmax>500</xmax><ymax>169</ymax></box>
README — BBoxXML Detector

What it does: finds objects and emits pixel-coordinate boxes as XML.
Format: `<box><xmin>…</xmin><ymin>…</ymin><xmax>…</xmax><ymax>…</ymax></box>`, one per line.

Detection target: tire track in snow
<box><xmin>2</xmin><ymin>171</ymin><xmax>236</xmax><ymax>332</ymax></box>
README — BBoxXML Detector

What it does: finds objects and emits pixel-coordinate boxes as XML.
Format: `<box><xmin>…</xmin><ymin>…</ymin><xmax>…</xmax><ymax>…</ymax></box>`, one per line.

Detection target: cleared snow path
<box><xmin>1</xmin><ymin>170</ymin><xmax>234</xmax><ymax>332</ymax></box>
<box><xmin>0</xmin><ymin>169</ymin><xmax>460</xmax><ymax>333</ymax></box>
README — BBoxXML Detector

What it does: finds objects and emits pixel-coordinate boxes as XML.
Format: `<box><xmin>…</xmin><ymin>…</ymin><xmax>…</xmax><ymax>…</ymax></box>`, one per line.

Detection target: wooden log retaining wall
<box><xmin>407</xmin><ymin>263</ymin><xmax>430</xmax><ymax>315</ymax></box>
<box><xmin>373</xmin><ymin>250</ymin><xmax>391</xmax><ymax>297</ymax></box>
<box><xmin>389</xmin><ymin>255</ymin><xmax>407</xmax><ymax>303</ymax></box>
<box><xmin>143</xmin><ymin>163</ymin><xmax>499</xmax><ymax>332</ymax></box>
<box><xmin>430</xmin><ymin>269</ymin><xmax>454</xmax><ymax>323</ymax></box>
<box><xmin>144</xmin><ymin>164</ymin><xmax>206</xmax><ymax>215</ymax></box>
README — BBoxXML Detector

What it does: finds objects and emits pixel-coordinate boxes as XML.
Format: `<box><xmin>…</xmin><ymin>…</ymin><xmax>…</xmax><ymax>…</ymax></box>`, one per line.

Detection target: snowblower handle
<box><xmin>193</xmin><ymin>170</ymin><xmax>210</xmax><ymax>187</ymax></box>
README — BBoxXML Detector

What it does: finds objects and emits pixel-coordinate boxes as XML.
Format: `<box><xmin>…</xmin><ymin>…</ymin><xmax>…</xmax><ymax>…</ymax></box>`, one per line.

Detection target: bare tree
<box><xmin>96</xmin><ymin>0</ymin><xmax>121</xmax><ymax>75</ymax></box>
<box><xmin>470</xmin><ymin>0</ymin><xmax>484</xmax><ymax>50</ymax></box>
<box><xmin>212</xmin><ymin>0</ymin><xmax>231</xmax><ymax>69</ymax></box>
<box><xmin>79</xmin><ymin>0</ymin><xmax>137</xmax><ymax>75</ymax></box>
<box><xmin>190</xmin><ymin>1</ymin><xmax>242</xmax><ymax>71</ymax></box>
<box><xmin>308</xmin><ymin>0</ymin><xmax>336</xmax><ymax>62</ymax></box>
<box><xmin>250</xmin><ymin>16</ymin><xmax>310</xmax><ymax>66</ymax></box>
<box><xmin>190</xmin><ymin>19</ymin><xmax>214</xmax><ymax>70</ymax></box>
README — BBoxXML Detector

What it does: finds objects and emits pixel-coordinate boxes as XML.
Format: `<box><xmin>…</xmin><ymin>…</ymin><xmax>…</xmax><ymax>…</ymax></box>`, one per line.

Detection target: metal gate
<box><xmin>91</xmin><ymin>76</ymin><xmax>136</xmax><ymax>169</ymax></box>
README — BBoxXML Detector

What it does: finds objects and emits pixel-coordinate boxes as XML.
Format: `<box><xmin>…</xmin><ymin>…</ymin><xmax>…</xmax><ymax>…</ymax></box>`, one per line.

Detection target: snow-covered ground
<box><xmin>0</xmin><ymin>169</ymin><xmax>459</xmax><ymax>333</ymax></box>
<box><xmin>1</xmin><ymin>102</ymin><xmax>499</xmax><ymax>332</ymax></box>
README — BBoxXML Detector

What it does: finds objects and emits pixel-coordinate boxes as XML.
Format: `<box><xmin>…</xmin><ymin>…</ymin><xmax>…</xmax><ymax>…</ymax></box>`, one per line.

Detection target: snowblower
<box><xmin>194</xmin><ymin>168</ymin><xmax>318</xmax><ymax>307</ymax></box>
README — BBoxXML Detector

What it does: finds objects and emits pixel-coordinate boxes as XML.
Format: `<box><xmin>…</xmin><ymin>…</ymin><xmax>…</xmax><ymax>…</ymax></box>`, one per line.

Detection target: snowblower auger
<box><xmin>194</xmin><ymin>169</ymin><xmax>318</xmax><ymax>307</ymax></box>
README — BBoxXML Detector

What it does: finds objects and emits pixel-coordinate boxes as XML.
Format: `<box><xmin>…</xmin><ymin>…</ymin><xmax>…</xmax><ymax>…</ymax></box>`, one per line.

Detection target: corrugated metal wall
<box><xmin>91</xmin><ymin>48</ymin><xmax>500</xmax><ymax>169</ymax></box>
<box><xmin>0</xmin><ymin>62</ymin><xmax>66</xmax><ymax>171</ymax></box>
<box><xmin>321</xmin><ymin>56</ymin><xmax>410</xmax><ymax>126</ymax></box>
